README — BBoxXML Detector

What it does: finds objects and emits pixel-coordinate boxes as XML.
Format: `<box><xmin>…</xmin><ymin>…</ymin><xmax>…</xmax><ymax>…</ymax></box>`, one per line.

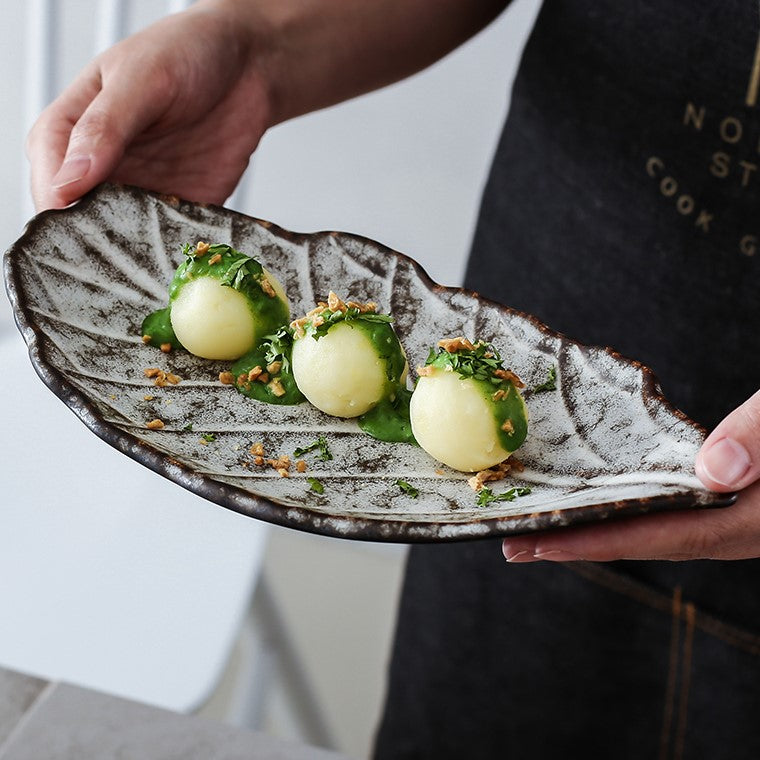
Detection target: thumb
<box><xmin>695</xmin><ymin>388</ymin><xmax>760</xmax><ymax>492</ymax></box>
<box><xmin>50</xmin><ymin>80</ymin><xmax>164</xmax><ymax>206</ymax></box>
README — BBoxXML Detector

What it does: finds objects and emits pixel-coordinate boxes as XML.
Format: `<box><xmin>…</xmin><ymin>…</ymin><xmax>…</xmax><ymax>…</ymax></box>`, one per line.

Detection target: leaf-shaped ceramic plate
<box><xmin>4</xmin><ymin>184</ymin><xmax>735</xmax><ymax>542</ymax></box>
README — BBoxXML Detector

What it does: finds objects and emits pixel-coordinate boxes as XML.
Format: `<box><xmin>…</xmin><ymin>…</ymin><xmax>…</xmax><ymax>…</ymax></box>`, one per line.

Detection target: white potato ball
<box><xmin>292</xmin><ymin>321</ymin><xmax>388</xmax><ymax>417</ymax></box>
<box><xmin>170</xmin><ymin>277</ymin><xmax>256</xmax><ymax>360</ymax></box>
<box><xmin>410</xmin><ymin>369</ymin><xmax>512</xmax><ymax>472</ymax></box>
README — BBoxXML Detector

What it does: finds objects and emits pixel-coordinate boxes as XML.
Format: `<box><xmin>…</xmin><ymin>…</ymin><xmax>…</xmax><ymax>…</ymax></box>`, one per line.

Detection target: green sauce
<box><xmin>142</xmin><ymin>243</ymin><xmax>288</xmax><ymax>355</ymax></box>
<box><xmin>168</xmin><ymin>244</ymin><xmax>289</xmax><ymax>336</ymax></box>
<box><xmin>476</xmin><ymin>378</ymin><xmax>528</xmax><ymax>452</ymax></box>
<box><xmin>358</xmin><ymin>387</ymin><xmax>415</xmax><ymax>444</ymax></box>
<box><xmin>351</xmin><ymin>321</ymin><xmax>416</xmax><ymax>444</ymax></box>
<box><xmin>231</xmin><ymin>332</ymin><xmax>305</xmax><ymax>405</ymax></box>
<box><xmin>141</xmin><ymin>307</ymin><xmax>183</xmax><ymax>350</ymax></box>
<box><xmin>425</xmin><ymin>344</ymin><xmax>528</xmax><ymax>454</ymax></box>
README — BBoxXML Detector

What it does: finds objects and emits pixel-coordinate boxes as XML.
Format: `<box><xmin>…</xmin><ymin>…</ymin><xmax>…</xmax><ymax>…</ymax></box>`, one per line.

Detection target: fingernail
<box><xmin>53</xmin><ymin>156</ymin><xmax>91</xmax><ymax>188</ymax></box>
<box><xmin>533</xmin><ymin>549</ymin><xmax>581</xmax><ymax>562</ymax></box>
<box><xmin>700</xmin><ymin>437</ymin><xmax>751</xmax><ymax>487</ymax></box>
<box><xmin>504</xmin><ymin>549</ymin><xmax>537</xmax><ymax>563</ymax></box>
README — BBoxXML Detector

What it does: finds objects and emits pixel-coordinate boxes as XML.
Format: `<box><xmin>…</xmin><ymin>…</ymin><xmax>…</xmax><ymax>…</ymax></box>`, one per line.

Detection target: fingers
<box><xmin>501</xmin><ymin>479</ymin><xmax>760</xmax><ymax>562</ymax></box>
<box><xmin>695</xmin><ymin>388</ymin><xmax>760</xmax><ymax>492</ymax></box>
<box><xmin>27</xmin><ymin>55</ymin><xmax>170</xmax><ymax>211</ymax></box>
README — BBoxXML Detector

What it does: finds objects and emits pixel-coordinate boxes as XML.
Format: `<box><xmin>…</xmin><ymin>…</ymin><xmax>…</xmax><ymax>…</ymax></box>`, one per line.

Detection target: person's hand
<box><xmin>26</xmin><ymin>0</ymin><xmax>273</xmax><ymax>211</ymax></box>
<box><xmin>501</xmin><ymin>389</ymin><xmax>760</xmax><ymax>562</ymax></box>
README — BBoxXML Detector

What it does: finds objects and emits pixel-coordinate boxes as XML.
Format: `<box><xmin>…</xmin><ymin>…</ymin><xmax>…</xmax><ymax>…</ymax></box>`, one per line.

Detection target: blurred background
<box><xmin>0</xmin><ymin>1</ymin><xmax>540</xmax><ymax>757</ymax></box>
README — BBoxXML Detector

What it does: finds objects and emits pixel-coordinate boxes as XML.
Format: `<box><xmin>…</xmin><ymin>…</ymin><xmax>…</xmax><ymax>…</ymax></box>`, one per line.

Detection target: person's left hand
<box><xmin>501</xmin><ymin>388</ymin><xmax>760</xmax><ymax>562</ymax></box>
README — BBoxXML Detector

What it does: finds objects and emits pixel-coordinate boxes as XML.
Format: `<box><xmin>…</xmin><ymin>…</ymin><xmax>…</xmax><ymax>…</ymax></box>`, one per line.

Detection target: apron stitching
<box><xmin>565</xmin><ymin>562</ymin><xmax>760</xmax><ymax>656</ymax></box>
<box><xmin>673</xmin><ymin>602</ymin><xmax>696</xmax><ymax>760</ymax></box>
<box><xmin>660</xmin><ymin>586</ymin><xmax>682</xmax><ymax>760</ymax></box>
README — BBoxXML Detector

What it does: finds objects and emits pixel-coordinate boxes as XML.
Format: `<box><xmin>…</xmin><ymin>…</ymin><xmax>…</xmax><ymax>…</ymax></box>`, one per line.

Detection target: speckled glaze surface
<box><xmin>3</xmin><ymin>184</ymin><xmax>735</xmax><ymax>542</ymax></box>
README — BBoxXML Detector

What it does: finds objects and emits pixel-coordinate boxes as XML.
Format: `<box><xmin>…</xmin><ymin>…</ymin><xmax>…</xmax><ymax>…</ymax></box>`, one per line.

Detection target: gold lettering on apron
<box><xmin>739</xmin><ymin>160</ymin><xmax>758</xmax><ymax>187</ymax></box>
<box><xmin>719</xmin><ymin>116</ymin><xmax>743</xmax><ymax>144</ymax></box>
<box><xmin>709</xmin><ymin>151</ymin><xmax>731</xmax><ymax>178</ymax></box>
<box><xmin>740</xmin><ymin>234</ymin><xmax>757</xmax><ymax>256</ymax></box>
<box><xmin>683</xmin><ymin>102</ymin><xmax>706</xmax><ymax>130</ymax></box>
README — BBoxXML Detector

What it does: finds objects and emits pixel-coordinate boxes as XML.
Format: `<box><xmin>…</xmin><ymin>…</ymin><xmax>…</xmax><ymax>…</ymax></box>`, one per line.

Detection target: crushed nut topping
<box><xmin>146</xmin><ymin>419</ymin><xmax>165</xmax><ymax>430</ymax></box>
<box><xmin>266</xmin><ymin>361</ymin><xmax>282</xmax><ymax>376</ymax></box>
<box><xmin>250</xmin><ymin>442</ymin><xmax>265</xmax><ymax>457</ymax></box>
<box><xmin>296</xmin><ymin>460</ymin><xmax>307</xmax><ymax>473</ymax></box>
<box><xmin>260</xmin><ymin>277</ymin><xmax>276</xmax><ymax>298</ymax></box>
<box><xmin>267</xmin><ymin>455</ymin><xmax>291</xmax><ymax>478</ymax></box>
<box><xmin>268</xmin><ymin>378</ymin><xmax>286</xmax><ymax>397</ymax></box>
<box><xmin>142</xmin><ymin>335</ymin><xmax>152</xmax><ymax>344</ymax></box>
<box><xmin>467</xmin><ymin>460</ymin><xmax>514</xmax><ymax>492</ymax></box>
<box><xmin>247</xmin><ymin>366</ymin><xmax>263</xmax><ymax>382</ymax></box>
<box><xmin>494</xmin><ymin>368</ymin><xmax>526</xmax><ymax>389</ymax></box>
<box><xmin>208</xmin><ymin>252</ymin><xmax>222</xmax><ymax>266</ymax></box>
<box><xmin>501</xmin><ymin>418</ymin><xmax>515</xmax><ymax>434</ymax></box>
<box><xmin>195</xmin><ymin>241</ymin><xmax>210</xmax><ymax>256</ymax></box>
<box><xmin>492</xmin><ymin>389</ymin><xmax>507</xmax><ymax>401</ymax></box>
<box><xmin>438</xmin><ymin>337</ymin><xmax>476</xmax><ymax>353</ymax></box>
<box><xmin>416</xmin><ymin>365</ymin><xmax>434</xmax><ymax>377</ymax></box>
<box><xmin>219</xmin><ymin>371</ymin><xmax>236</xmax><ymax>385</ymax></box>
<box><xmin>290</xmin><ymin>292</ymin><xmax>378</xmax><ymax>336</ymax></box>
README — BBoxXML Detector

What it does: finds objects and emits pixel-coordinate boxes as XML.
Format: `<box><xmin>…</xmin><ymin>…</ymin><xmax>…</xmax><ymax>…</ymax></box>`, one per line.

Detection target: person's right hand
<box><xmin>27</xmin><ymin>0</ymin><xmax>273</xmax><ymax>212</ymax></box>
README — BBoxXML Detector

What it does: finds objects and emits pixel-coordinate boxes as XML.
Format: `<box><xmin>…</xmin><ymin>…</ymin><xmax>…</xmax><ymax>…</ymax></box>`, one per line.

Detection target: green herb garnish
<box><xmin>182</xmin><ymin>423</ymin><xmax>194</xmax><ymax>432</ymax></box>
<box><xmin>306</xmin><ymin>307</ymin><xmax>393</xmax><ymax>341</ymax></box>
<box><xmin>294</xmin><ymin>435</ymin><xmax>333</xmax><ymax>461</ymax></box>
<box><xmin>532</xmin><ymin>365</ymin><xmax>557</xmax><ymax>394</ymax></box>
<box><xmin>201</xmin><ymin>433</ymin><xmax>216</xmax><ymax>443</ymax></box>
<box><xmin>263</xmin><ymin>326</ymin><xmax>295</xmax><ymax>372</ymax></box>
<box><xmin>307</xmin><ymin>477</ymin><xmax>325</xmax><ymax>494</ymax></box>
<box><xmin>395</xmin><ymin>479</ymin><xmax>419</xmax><ymax>498</ymax></box>
<box><xmin>476</xmin><ymin>486</ymin><xmax>532</xmax><ymax>507</ymax></box>
<box><xmin>425</xmin><ymin>341</ymin><xmax>516</xmax><ymax>386</ymax></box>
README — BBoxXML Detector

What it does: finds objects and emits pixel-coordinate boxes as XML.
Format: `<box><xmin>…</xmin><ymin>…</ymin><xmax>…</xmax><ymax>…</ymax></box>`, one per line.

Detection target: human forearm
<box><xmin>201</xmin><ymin>0</ymin><xmax>510</xmax><ymax>126</ymax></box>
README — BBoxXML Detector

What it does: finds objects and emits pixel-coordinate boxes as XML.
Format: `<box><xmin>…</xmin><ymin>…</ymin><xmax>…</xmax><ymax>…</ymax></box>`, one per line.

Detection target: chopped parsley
<box><xmin>425</xmin><ymin>342</ymin><xmax>514</xmax><ymax>386</ymax></box>
<box><xmin>395</xmin><ymin>479</ymin><xmax>419</xmax><ymax>498</ymax></box>
<box><xmin>306</xmin><ymin>307</ymin><xmax>393</xmax><ymax>341</ymax></box>
<box><xmin>201</xmin><ymin>433</ymin><xmax>217</xmax><ymax>443</ymax></box>
<box><xmin>262</xmin><ymin>326</ymin><xmax>295</xmax><ymax>372</ymax></box>
<box><xmin>307</xmin><ymin>477</ymin><xmax>325</xmax><ymax>494</ymax></box>
<box><xmin>294</xmin><ymin>435</ymin><xmax>333</xmax><ymax>461</ymax></box>
<box><xmin>476</xmin><ymin>486</ymin><xmax>532</xmax><ymax>507</ymax></box>
<box><xmin>532</xmin><ymin>365</ymin><xmax>557</xmax><ymax>394</ymax></box>
<box><xmin>182</xmin><ymin>423</ymin><xmax>194</xmax><ymax>432</ymax></box>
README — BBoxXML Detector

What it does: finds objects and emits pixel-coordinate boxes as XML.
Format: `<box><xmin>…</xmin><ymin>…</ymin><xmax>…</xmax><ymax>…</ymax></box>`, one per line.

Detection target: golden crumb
<box><xmin>268</xmin><ymin>378</ymin><xmax>286</xmax><ymax>397</ymax></box>
<box><xmin>146</xmin><ymin>419</ymin><xmax>165</xmax><ymax>430</ymax></box>
<box><xmin>250</xmin><ymin>442</ymin><xmax>265</xmax><ymax>457</ymax></box>
<box><xmin>438</xmin><ymin>337</ymin><xmax>476</xmax><ymax>354</ymax></box>
<box><xmin>494</xmin><ymin>368</ymin><xmax>526</xmax><ymax>389</ymax></box>
<box><xmin>195</xmin><ymin>241</ymin><xmax>210</xmax><ymax>256</ymax></box>
<box><xmin>247</xmin><ymin>366</ymin><xmax>263</xmax><ymax>382</ymax></box>
<box><xmin>257</xmin><ymin>372</ymin><xmax>270</xmax><ymax>384</ymax></box>
<box><xmin>467</xmin><ymin>460</ymin><xmax>513</xmax><ymax>492</ymax></box>
<box><xmin>266</xmin><ymin>360</ymin><xmax>282</xmax><ymax>376</ymax></box>
<box><xmin>253</xmin><ymin>456</ymin><xmax>264</xmax><ymax>466</ymax></box>
<box><xmin>166</xmin><ymin>373</ymin><xmax>181</xmax><ymax>385</ymax></box>
<box><xmin>296</xmin><ymin>460</ymin><xmax>307</xmax><ymax>473</ymax></box>
<box><xmin>160</xmin><ymin>343</ymin><xmax>172</xmax><ymax>353</ymax></box>
<box><xmin>219</xmin><ymin>371</ymin><xmax>236</xmax><ymax>385</ymax></box>
<box><xmin>144</xmin><ymin>368</ymin><xmax>162</xmax><ymax>378</ymax></box>
<box><xmin>142</xmin><ymin>335</ymin><xmax>152</xmax><ymax>344</ymax></box>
